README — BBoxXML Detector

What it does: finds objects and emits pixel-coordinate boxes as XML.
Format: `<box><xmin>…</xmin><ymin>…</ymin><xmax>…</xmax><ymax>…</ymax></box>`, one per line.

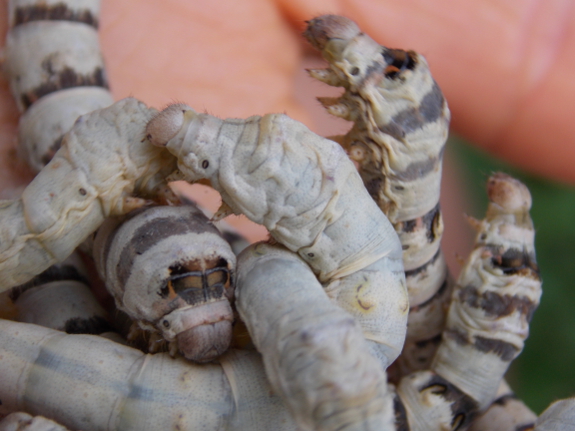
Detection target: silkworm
<box><xmin>304</xmin><ymin>15</ymin><xmax>452</xmax><ymax>376</ymax></box>
<box><xmin>3</xmin><ymin>0</ymin><xmax>114</xmax><ymax>172</ymax></box>
<box><xmin>0</xmin><ymin>97</ymin><xmax>177</xmax><ymax>292</ymax></box>
<box><xmin>93</xmin><ymin>203</ymin><xmax>237</xmax><ymax>362</ymax></box>
<box><xmin>236</xmin><ymin>242</ymin><xmax>396</xmax><ymax>430</ymax></box>
<box><xmin>394</xmin><ymin>173</ymin><xmax>542</xmax><ymax>430</ymax></box>
<box><xmin>146</xmin><ymin>104</ymin><xmax>409</xmax><ymax>370</ymax></box>
<box><xmin>0</xmin><ymin>319</ymin><xmax>297</xmax><ymax>431</ymax></box>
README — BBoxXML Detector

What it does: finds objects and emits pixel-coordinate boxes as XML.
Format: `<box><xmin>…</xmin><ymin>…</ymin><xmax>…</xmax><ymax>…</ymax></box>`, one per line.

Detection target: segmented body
<box><xmin>0</xmin><ymin>98</ymin><xmax>176</xmax><ymax>292</ymax></box>
<box><xmin>93</xmin><ymin>204</ymin><xmax>237</xmax><ymax>362</ymax></box>
<box><xmin>0</xmin><ymin>319</ymin><xmax>297</xmax><ymax>431</ymax></box>
<box><xmin>236</xmin><ymin>243</ymin><xmax>395</xmax><ymax>430</ymax></box>
<box><xmin>3</xmin><ymin>0</ymin><xmax>113</xmax><ymax>172</ymax></box>
<box><xmin>395</xmin><ymin>173</ymin><xmax>541</xmax><ymax>430</ymax></box>
<box><xmin>304</xmin><ymin>15</ymin><xmax>452</xmax><ymax>375</ymax></box>
<box><xmin>147</xmin><ymin>105</ymin><xmax>409</xmax><ymax>370</ymax></box>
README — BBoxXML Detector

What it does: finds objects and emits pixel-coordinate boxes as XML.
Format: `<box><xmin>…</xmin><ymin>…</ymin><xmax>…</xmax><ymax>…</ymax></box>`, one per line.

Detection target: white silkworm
<box><xmin>93</xmin><ymin>204</ymin><xmax>237</xmax><ymax>362</ymax></box>
<box><xmin>0</xmin><ymin>98</ymin><xmax>177</xmax><ymax>292</ymax></box>
<box><xmin>236</xmin><ymin>242</ymin><xmax>396</xmax><ymax>430</ymax></box>
<box><xmin>3</xmin><ymin>0</ymin><xmax>114</xmax><ymax>172</ymax></box>
<box><xmin>304</xmin><ymin>15</ymin><xmax>452</xmax><ymax>376</ymax></box>
<box><xmin>146</xmin><ymin>104</ymin><xmax>409</xmax><ymax>370</ymax></box>
<box><xmin>0</xmin><ymin>319</ymin><xmax>297</xmax><ymax>431</ymax></box>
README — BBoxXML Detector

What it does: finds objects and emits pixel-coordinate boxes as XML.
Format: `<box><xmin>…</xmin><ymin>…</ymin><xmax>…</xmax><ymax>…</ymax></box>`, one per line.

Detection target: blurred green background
<box><xmin>450</xmin><ymin>136</ymin><xmax>575</xmax><ymax>414</ymax></box>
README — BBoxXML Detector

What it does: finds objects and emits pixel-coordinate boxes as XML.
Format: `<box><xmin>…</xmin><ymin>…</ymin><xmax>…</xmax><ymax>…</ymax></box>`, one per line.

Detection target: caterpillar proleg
<box><xmin>3</xmin><ymin>0</ymin><xmax>114</xmax><ymax>172</ymax></box>
<box><xmin>146</xmin><ymin>105</ymin><xmax>409</xmax><ymax>370</ymax></box>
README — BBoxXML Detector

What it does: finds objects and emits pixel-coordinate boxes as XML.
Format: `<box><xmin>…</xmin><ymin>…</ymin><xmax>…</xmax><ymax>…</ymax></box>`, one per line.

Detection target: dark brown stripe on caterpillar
<box><xmin>445</xmin><ymin>328</ymin><xmax>520</xmax><ymax>361</ymax></box>
<box><xmin>116</xmin><ymin>213</ymin><xmax>220</xmax><ymax>287</ymax></box>
<box><xmin>21</xmin><ymin>66</ymin><xmax>108</xmax><ymax>110</ymax></box>
<box><xmin>13</xmin><ymin>5</ymin><xmax>99</xmax><ymax>28</ymax></box>
<box><xmin>459</xmin><ymin>285</ymin><xmax>538</xmax><ymax>321</ymax></box>
<box><xmin>474</xmin><ymin>336</ymin><xmax>519</xmax><ymax>361</ymax></box>
<box><xmin>404</xmin><ymin>247</ymin><xmax>441</xmax><ymax>278</ymax></box>
<box><xmin>378</xmin><ymin>82</ymin><xmax>446</xmax><ymax>141</ymax></box>
<box><xmin>393</xmin><ymin>145</ymin><xmax>446</xmax><ymax>182</ymax></box>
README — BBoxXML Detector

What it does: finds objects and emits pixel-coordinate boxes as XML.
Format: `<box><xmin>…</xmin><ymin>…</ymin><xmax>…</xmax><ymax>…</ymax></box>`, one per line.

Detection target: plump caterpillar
<box><xmin>93</xmin><ymin>204</ymin><xmax>237</xmax><ymax>362</ymax></box>
<box><xmin>146</xmin><ymin>104</ymin><xmax>409</xmax><ymax>370</ymax></box>
<box><xmin>0</xmin><ymin>98</ymin><xmax>176</xmax><ymax>292</ymax></box>
<box><xmin>3</xmin><ymin>0</ymin><xmax>114</xmax><ymax>172</ymax></box>
<box><xmin>236</xmin><ymin>242</ymin><xmax>396</xmax><ymax>430</ymax></box>
<box><xmin>304</xmin><ymin>15</ymin><xmax>452</xmax><ymax>375</ymax></box>
<box><xmin>0</xmin><ymin>318</ymin><xmax>297</xmax><ymax>431</ymax></box>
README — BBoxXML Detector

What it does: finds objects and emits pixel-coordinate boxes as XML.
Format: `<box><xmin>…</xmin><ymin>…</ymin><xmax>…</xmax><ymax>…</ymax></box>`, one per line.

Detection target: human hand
<box><xmin>2</xmin><ymin>0</ymin><xmax>574</xmax><ymax>190</ymax></box>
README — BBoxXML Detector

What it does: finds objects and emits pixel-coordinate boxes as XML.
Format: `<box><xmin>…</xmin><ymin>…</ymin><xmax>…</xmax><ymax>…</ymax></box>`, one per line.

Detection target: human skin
<box><xmin>0</xmin><ymin>0</ymin><xmax>573</xmax><ymax>207</ymax></box>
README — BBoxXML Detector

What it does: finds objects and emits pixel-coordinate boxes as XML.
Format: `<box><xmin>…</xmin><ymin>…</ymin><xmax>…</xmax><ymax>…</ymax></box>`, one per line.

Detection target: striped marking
<box><xmin>458</xmin><ymin>285</ymin><xmax>538</xmax><ymax>321</ymax></box>
<box><xmin>21</xmin><ymin>66</ymin><xmax>108</xmax><ymax>111</ymax></box>
<box><xmin>13</xmin><ymin>5</ymin><xmax>99</xmax><ymax>28</ymax></box>
<box><xmin>378</xmin><ymin>82</ymin><xmax>446</xmax><ymax>141</ymax></box>
<box><xmin>116</xmin><ymin>213</ymin><xmax>220</xmax><ymax>287</ymax></box>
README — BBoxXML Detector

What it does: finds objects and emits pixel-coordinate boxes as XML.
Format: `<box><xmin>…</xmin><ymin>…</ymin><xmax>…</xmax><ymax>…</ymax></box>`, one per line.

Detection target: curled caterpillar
<box><xmin>0</xmin><ymin>98</ymin><xmax>176</xmax><ymax>292</ymax></box>
<box><xmin>3</xmin><ymin>0</ymin><xmax>114</xmax><ymax>172</ymax></box>
<box><xmin>236</xmin><ymin>242</ymin><xmax>395</xmax><ymax>430</ymax></box>
<box><xmin>304</xmin><ymin>14</ymin><xmax>452</xmax><ymax>376</ymax></box>
<box><xmin>0</xmin><ymin>319</ymin><xmax>297</xmax><ymax>431</ymax></box>
<box><xmin>93</xmin><ymin>203</ymin><xmax>237</xmax><ymax>362</ymax></box>
<box><xmin>146</xmin><ymin>104</ymin><xmax>409</xmax><ymax>370</ymax></box>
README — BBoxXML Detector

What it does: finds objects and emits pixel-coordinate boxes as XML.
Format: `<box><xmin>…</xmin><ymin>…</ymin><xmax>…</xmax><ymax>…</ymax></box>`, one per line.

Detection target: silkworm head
<box><xmin>304</xmin><ymin>15</ymin><xmax>360</xmax><ymax>52</ymax></box>
<box><xmin>487</xmin><ymin>172</ymin><xmax>532</xmax><ymax>212</ymax></box>
<box><xmin>146</xmin><ymin>103</ymin><xmax>192</xmax><ymax>147</ymax></box>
